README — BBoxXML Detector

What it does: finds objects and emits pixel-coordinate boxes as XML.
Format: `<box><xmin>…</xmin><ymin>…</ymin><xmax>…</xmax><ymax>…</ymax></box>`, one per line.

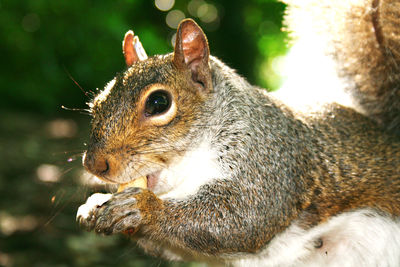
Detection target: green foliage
<box><xmin>0</xmin><ymin>0</ymin><xmax>286</xmax><ymax>114</ymax></box>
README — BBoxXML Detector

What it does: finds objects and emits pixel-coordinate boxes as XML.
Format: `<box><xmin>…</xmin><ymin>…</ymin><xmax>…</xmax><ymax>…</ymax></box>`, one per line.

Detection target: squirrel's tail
<box><xmin>283</xmin><ymin>0</ymin><xmax>400</xmax><ymax>135</ymax></box>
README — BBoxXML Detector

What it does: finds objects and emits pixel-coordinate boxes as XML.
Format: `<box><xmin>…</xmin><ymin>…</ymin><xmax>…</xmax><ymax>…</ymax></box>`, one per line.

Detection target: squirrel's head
<box><xmin>83</xmin><ymin>19</ymin><xmax>213</xmax><ymax>191</ymax></box>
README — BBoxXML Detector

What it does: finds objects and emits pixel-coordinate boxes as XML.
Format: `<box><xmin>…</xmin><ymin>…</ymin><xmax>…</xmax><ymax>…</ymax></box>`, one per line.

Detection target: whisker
<box><xmin>61</xmin><ymin>105</ymin><xmax>92</xmax><ymax>116</ymax></box>
<box><xmin>50</xmin><ymin>150</ymin><xmax>85</xmax><ymax>156</ymax></box>
<box><xmin>41</xmin><ymin>187</ymin><xmax>82</xmax><ymax>229</ymax></box>
<box><xmin>63</xmin><ymin>66</ymin><xmax>91</xmax><ymax>97</ymax></box>
<box><xmin>59</xmin><ymin>166</ymin><xmax>75</xmax><ymax>176</ymax></box>
<box><xmin>133</xmin><ymin>148</ymin><xmax>171</xmax><ymax>155</ymax></box>
<box><xmin>133</xmin><ymin>158</ymin><xmax>185</xmax><ymax>180</ymax></box>
<box><xmin>135</xmin><ymin>158</ymin><xmax>166</xmax><ymax>170</ymax></box>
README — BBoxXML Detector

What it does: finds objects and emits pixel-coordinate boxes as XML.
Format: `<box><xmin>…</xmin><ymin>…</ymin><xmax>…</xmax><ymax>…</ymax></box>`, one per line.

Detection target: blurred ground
<box><xmin>0</xmin><ymin>110</ymin><xmax>205</xmax><ymax>267</ymax></box>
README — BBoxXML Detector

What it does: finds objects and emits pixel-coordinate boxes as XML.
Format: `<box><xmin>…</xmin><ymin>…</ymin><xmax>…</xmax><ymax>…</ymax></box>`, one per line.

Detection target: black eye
<box><xmin>144</xmin><ymin>90</ymin><xmax>171</xmax><ymax>117</ymax></box>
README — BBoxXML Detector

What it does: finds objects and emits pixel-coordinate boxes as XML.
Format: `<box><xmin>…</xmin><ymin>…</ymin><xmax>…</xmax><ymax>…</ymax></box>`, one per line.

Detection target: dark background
<box><xmin>0</xmin><ymin>0</ymin><xmax>287</xmax><ymax>266</ymax></box>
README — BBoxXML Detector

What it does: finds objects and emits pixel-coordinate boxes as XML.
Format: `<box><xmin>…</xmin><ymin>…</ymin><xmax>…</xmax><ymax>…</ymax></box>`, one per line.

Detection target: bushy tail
<box><xmin>284</xmin><ymin>0</ymin><xmax>400</xmax><ymax>135</ymax></box>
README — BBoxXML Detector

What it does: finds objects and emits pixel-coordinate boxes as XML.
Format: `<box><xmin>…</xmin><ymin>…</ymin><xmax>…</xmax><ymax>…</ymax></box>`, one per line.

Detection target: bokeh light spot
<box><xmin>36</xmin><ymin>164</ymin><xmax>61</xmax><ymax>183</ymax></box>
<box><xmin>166</xmin><ymin>10</ymin><xmax>185</xmax><ymax>29</ymax></box>
<box><xmin>198</xmin><ymin>3</ymin><xmax>218</xmax><ymax>23</ymax></box>
<box><xmin>155</xmin><ymin>0</ymin><xmax>175</xmax><ymax>12</ymax></box>
<box><xmin>45</xmin><ymin>119</ymin><xmax>78</xmax><ymax>138</ymax></box>
<box><xmin>170</xmin><ymin>33</ymin><xmax>177</xmax><ymax>47</ymax></box>
<box><xmin>0</xmin><ymin>212</ymin><xmax>38</xmax><ymax>235</ymax></box>
<box><xmin>188</xmin><ymin>0</ymin><xmax>205</xmax><ymax>17</ymax></box>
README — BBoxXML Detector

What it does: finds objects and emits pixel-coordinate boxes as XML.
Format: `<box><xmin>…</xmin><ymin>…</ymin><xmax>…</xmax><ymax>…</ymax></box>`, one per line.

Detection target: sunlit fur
<box><xmin>231</xmin><ymin>209</ymin><xmax>400</xmax><ymax>267</ymax></box>
<box><xmin>283</xmin><ymin>0</ymin><xmax>400</xmax><ymax>135</ymax></box>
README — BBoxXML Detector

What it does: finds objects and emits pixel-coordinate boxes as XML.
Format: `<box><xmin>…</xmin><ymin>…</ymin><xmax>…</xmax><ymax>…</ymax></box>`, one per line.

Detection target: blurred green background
<box><xmin>0</xmin><ymin>0</ymin><xmax>287</xmax><ymax>266</ymax></box>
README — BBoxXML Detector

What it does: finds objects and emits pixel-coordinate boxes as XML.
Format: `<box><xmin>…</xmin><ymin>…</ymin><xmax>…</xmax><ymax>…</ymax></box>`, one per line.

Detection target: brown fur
<box><xmin>302</xmin><ymin>106</ymin><xmax>400</xmax><ymax>226</ymax></box>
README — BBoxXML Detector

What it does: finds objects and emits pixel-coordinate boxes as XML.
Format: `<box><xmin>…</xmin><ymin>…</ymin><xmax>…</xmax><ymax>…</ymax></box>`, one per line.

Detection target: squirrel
<box><xmin>77</xmin><ymin>0</ymin><xmax>400</xmax><ymax>266</ymax></box>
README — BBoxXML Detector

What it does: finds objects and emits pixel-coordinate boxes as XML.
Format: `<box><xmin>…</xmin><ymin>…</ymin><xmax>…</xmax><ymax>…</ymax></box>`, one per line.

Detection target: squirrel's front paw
<box><xmin>77</xmin><ymin>188</ymin><xmax>162</xmax><ymax>235</ymax></box>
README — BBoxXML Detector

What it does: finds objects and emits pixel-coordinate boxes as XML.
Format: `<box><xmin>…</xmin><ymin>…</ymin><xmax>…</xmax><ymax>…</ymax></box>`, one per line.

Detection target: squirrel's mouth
<box><xmin>117</xmin><ymin>171</ymin><xmax>161</xmax><ymax>192</ymax></box>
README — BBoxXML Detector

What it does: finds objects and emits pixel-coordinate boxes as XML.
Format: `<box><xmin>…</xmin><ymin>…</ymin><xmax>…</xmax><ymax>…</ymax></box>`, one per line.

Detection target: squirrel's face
<box><xmin>83</xmin><ymin>20</ymin><xmax>213</xmax><ymax>194</ymax></box>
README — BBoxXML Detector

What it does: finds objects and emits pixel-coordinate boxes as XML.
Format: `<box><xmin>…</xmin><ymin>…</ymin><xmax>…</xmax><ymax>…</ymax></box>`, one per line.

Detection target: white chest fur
<box><xmin>230</xmin><ymin>209</ymin><xmax>400</xmax><ymax>267</ymax></box>
<box><xmin>155</xmin><ymin>138</ymin><xmax>223</xmax><ymax>200</ymax></box>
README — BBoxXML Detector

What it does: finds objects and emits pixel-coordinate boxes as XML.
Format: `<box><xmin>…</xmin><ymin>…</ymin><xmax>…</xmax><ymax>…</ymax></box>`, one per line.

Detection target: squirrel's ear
<box><xmin>122</xmin><ymin>30</ymin><xmax>148</xmax><ymax>67</ymax></box>
<box><xmin>173</xmin><ymin>19</ymin><xmax>212</xmax><ymax>92</ymax></box>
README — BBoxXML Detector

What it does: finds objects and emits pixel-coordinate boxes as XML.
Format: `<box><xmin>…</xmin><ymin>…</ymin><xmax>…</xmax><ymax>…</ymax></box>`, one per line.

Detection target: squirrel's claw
<box><xmin>77</xmin><ymin>188</ymin><xmax>161</xmax><ymax>236</ymax></box>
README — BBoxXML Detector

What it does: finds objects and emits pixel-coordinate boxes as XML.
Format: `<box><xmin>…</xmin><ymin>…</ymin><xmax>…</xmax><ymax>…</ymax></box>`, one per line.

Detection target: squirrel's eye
<box><xmin>144</xmin><ymin>90</ymin><xmax>171</xmax><ymax>117</ymax></box>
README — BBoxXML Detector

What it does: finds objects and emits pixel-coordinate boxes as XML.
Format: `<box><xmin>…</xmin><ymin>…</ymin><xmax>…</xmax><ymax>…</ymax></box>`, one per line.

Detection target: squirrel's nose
<box><xmin>83</xmin><ymin>151</ymin><xmax>112</xmax><ymax>178</ymax></box>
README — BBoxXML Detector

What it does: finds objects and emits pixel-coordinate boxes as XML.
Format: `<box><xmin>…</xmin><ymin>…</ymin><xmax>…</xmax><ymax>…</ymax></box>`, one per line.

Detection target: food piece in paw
<box><xmin>117</xmin><ymin>176</ymin><xmax>147</xmax><ymax>192</ymax></box>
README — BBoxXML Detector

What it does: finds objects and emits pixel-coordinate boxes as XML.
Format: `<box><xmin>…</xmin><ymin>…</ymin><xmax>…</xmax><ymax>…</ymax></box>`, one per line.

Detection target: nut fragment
<box><xmin>117</xmin><ymin>176</ymin><xmax>147</xmax><ymax>192</ymax></box>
